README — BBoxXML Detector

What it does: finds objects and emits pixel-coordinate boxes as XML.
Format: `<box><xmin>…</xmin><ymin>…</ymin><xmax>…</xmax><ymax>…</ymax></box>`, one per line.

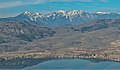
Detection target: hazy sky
<box><xmin>0</xmin><ymin>0</ymin><xmax>120</xmax><ymax>18</ymax></box>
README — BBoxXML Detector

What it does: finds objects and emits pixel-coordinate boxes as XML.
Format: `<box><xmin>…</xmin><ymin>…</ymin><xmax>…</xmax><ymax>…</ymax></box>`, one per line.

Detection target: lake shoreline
<box><xmin>0</xmin><ymin>56</ymin><xmax>120</xmax><ymax>69</ymax></box>
<box><xmin>0</xmin><ymin>47</ymin><xmax>120</xmax><ymax>69</ymax></box>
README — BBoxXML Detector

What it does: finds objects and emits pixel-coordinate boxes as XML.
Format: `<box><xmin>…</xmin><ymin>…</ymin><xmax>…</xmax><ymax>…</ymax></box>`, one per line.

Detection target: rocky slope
<box><xmin>0</xmin><ymin>21</ymin><xmax>55</xmax><ymax>52</ymax></box>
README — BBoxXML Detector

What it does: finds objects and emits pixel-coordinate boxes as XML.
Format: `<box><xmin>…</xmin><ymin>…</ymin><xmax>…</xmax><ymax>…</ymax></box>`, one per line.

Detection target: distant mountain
<box><xmin>0</xmin><ymin>10</ymin><xmax>120</xmax><ymax>27</ymax></box>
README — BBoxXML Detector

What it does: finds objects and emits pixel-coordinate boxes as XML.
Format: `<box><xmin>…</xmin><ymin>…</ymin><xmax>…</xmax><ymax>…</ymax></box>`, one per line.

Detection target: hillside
<box><xmin>26</xmin><ymin>19</ymin><xmax>119</xmax><ymax>50</ymax></box>
<box><xmin>0</xmin><ymin>18</ymin><xmax>119</xmax><ymax>52</ymax></box>
<box><xmin>0</xmin><ymin>21</ymin><xmax>55</xmax><ymax>52</ymax></box>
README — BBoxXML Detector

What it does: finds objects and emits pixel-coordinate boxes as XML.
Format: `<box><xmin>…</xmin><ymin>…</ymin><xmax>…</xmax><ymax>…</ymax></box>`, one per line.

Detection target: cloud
<box><xmin>46</xmin><ymin>0</ymin><xmax>109</xmax><ymax>2</ymax></box>
<box><xmin>0</xmin><ymin>0</ymin><xmax>45</xmax><ymax>9</ymax></box>
<box><xmin>0</xmin><ymin>0</ymin><xmax>108</xmax><ymax>9</ymax></box>
<box><xmin>0</xmin><ymin>1</ymin><xmax>21</xmax><ymax>8</ymax></box>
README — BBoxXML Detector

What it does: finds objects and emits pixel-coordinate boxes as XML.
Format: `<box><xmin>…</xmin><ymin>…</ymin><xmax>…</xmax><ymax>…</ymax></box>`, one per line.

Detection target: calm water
<box><xmin>23</xmin><ymin>59</ymin><xmax>120</xmax><ymax>69</ymax></box>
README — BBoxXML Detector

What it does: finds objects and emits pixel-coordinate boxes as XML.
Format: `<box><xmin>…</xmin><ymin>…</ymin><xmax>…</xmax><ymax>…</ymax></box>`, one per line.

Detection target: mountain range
<box><xmin>0</xmin><ymin>10</ymin><xmax>120</xmax><ymax>52</ymax></box>
<box><xmin>0</xmin><ymin>10</ymin><xmax>120</xmax><ymax>27</ymax></box>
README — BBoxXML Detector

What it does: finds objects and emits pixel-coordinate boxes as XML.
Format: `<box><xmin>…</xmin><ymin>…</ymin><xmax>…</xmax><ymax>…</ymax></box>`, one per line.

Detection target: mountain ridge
<box><xmin>0</xmin><ymin>10</ymin><xmax>120</xmax><ymax>27</ymax></box>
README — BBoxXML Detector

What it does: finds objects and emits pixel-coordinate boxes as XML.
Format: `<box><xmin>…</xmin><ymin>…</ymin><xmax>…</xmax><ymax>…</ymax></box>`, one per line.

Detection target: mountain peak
<box><xmin>96</xmin><ymin>12</ymin><xmax>111</xmax><ymax>14</ymax></box>
<box><xmin>21</xmin><ymin>11</ymin><xmax>42</xmax><ymax>15</ymax></box>
<box><xmin>22</xmin><ymin>11</ymin><xmax>31</xmax><ymax>15</ymax></box>
<box><xmin>16</xmin><ymin>11</ymin><xmax>44</xmax><ymax>22</ymax></box>
<box><xmin>20</xmin><ymin>11</ymin><xmax>43</xmax><ymax>17</ymax></box>
<box><xmin>56</xmin><ymin>10</ymin><xmax>65</xmax><ymax>13</ymax></box>
<box><xmin>67</xmin><ymin>10</ymin><xmax>85</xmax><ymax>16</ymax></box>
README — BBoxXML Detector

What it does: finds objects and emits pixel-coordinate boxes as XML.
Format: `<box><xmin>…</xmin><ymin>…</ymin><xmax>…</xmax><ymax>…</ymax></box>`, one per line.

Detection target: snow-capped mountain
<box><xmin>16</xmin><ymin>11</ymin><xmax>44</xmax><ymax>21</ymax></box>
<box><xmin>0</xmin><ymin>10</ymin><xmax>120</xmax><ymax>27</ymax></box>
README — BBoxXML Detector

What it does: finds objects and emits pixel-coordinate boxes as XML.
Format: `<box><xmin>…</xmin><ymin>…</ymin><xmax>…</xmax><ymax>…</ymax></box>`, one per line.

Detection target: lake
<box><xmin>23</xmin><ymin>59</ymin><xmax>120</xmax><ymax>69</ymax></box>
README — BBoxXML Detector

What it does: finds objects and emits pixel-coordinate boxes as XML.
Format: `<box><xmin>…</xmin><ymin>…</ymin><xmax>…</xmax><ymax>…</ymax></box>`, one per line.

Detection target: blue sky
<box><xmin>0</xmin><ymin>0</ymin><xmax>120</xmax><ymax>18</ymax></box>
